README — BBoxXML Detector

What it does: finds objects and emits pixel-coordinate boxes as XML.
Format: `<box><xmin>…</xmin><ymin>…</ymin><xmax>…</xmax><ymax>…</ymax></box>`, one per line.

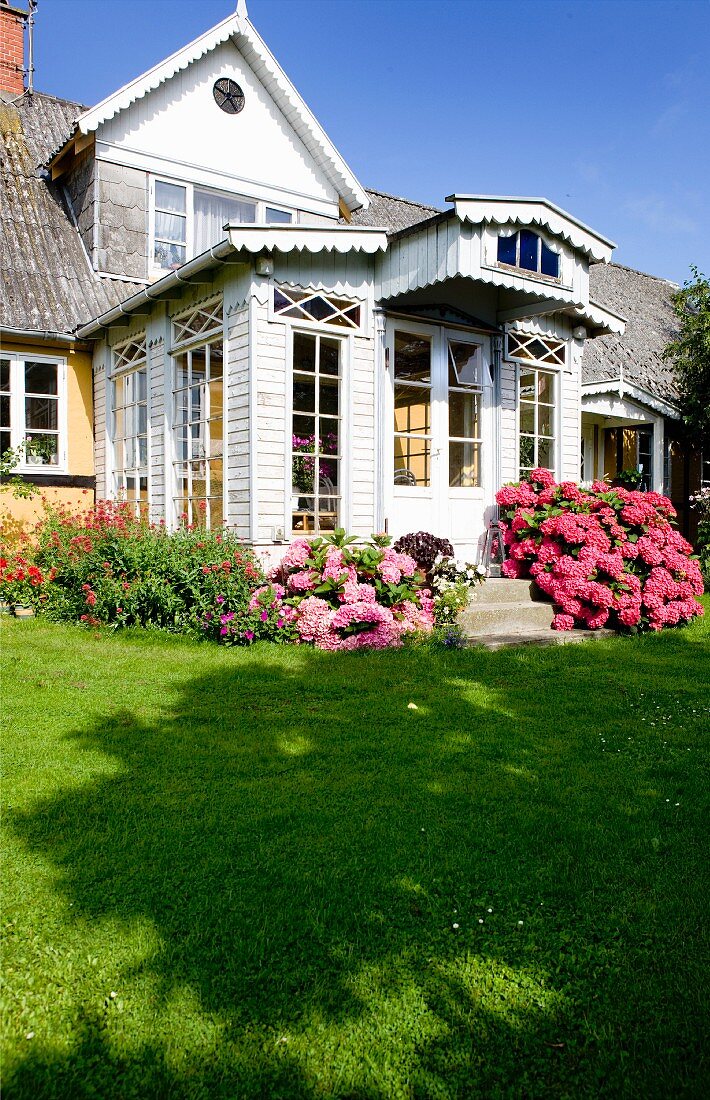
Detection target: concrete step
<box><xmin>467</xmin><ymin>628</ymin><xmax>617</xmax><ymax>651</ymax></box>
<box><xmin>469</xmin><ymin>578</ymin><xmax>547</xmax><ymax>605</ymax></box>
<box><xmin>458</xmin><ymin>600</ymin><xmax>554</xmax><ymax>636</ymax></box>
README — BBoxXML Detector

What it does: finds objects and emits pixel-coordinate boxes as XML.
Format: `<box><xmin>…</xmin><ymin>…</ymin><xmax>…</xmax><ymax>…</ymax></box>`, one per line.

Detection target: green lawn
<box><xmin>2</xmin><ymin>609</ymin><xmax>709</xmax><ymax>1099</ymax></box>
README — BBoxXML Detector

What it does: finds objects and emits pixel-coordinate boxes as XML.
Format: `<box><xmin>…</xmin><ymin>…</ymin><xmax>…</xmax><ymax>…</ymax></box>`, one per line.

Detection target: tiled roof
<box><xmin>350</xmin><ymin>188</ymin><xmax>442</xmax><ymax>232</ymax></box>
<box><xmin>0</xmin><ymin>90</ymin><xmax>144</xmax><ymax>335</ymax></box>
<box><xmin>585</xmin><ymin>262</ymin><xmax>680</xmax><ymax>405</ymax></box>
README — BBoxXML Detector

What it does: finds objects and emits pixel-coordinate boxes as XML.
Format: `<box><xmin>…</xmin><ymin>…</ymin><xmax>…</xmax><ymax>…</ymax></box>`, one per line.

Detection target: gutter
<box><xmin>76</xmin><ymin>240</ymin><xmax>240</xmax><ymax>338</ymax></box>
<box><xmin>1</xmin><ymin>325</ymin><xmax>79</xmax><ymax>345</ymax></box>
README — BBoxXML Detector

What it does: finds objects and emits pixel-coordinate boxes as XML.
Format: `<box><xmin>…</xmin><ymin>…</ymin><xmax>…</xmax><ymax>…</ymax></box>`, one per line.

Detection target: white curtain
<box><xmin>194</xmin><ymin>191</ymin><xmax>256</xmax><ymax>254</ymax></box>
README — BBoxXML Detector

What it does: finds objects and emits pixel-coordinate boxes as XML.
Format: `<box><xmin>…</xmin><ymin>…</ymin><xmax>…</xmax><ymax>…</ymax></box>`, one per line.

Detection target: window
<box><xmin>497</xmin><ymin>230</ymin><xmax>560</xmax><ymax>279</ymax></box>
<box><xmin>151</xmin><ymin>179</ymin><xmax>294</xmax><ymax>271</ymax></box>
<box><xmin>519</xmin><ymin>367</ymin><xmax>556</xmax><ymax>476</ymax></box>
<box><xmin>172</xmin><ymin>302</ymin><xmax>224</xmax><ymax>527</ymax></box>
<box><xmin>112</xmin><ymin>337</ymin><xmax>148</xmax><ymax>514</ymax></box>
<box><xmin>274</xmin><ymin>286</ymin><xmax>361</xmax><ymax>329</ymax></box>
<box><xmin>448</xmin><ymin>341</ymin><xmax>482</xmax><ymax>487</ymax></box>
<box><xmin>507</xmin><ymin>330</ymin><xmax>566</xmax><ymax>367</ymax></box>
<box><xmin>291</xmin><ymin>332</ymin><xmax>341</xmax><ymax>533</ymax></box>
<box><xmin>393</xmin><ymin>331</ymin><xmax>431</xmax><ymax>487</ymax></box>
<box><xmin>0</xmin><ymin>354</ymin><xmax>64</xmax><ymax>468</ymax></box>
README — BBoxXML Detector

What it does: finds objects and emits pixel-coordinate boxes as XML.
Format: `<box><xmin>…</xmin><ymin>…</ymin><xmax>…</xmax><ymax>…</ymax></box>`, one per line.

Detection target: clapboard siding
<box><xmin>226</xmin><ymin>305</ymin><xmax>251</xmax><ymax>538</ymax></box>
<box><xmin>255</xmin><ymin>302</ymin><xmax>287</xmax><ymax>541</ymax></box>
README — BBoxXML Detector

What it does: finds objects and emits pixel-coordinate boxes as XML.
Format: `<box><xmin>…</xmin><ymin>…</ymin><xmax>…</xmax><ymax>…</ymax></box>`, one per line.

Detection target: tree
<box><xmin>663</xmin><ymin>266</ymin><xmax>710</xmax><ymax>446</ymax></box>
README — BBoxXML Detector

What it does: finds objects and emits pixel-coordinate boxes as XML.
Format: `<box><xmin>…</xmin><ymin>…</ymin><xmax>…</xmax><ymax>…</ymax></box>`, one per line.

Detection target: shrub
<box><xmin>393</xmin><ymin>531</ymin><xmax>454</xmax><ymax>580</ymax></box>
<box><xmin>30</xmin><ymin>499</ymin><xmax>265</xmax><ymax>633</ymax></box>
<box><xmin>0</xmin><ymin>550</ymin><xmax>56</xmax><ymax>609</ymax></box>
<box><xmin>496</xmin><ymin>469</ymin><xmax>704</xmax><ymax>632</ymax></box>
<box><xmin>264</xmin><ymin>529</ymin><xmax>435</xmax><ymax>650</ymax></box>
<box><xmin>690</xmin><ymin>488</ymin><xmax>710</xmax><ymax>588</ymax></box>
<box><xmin>429</xmin><ymin>555</ymin><xmax>485</xmax><ymax>625</ymax></box>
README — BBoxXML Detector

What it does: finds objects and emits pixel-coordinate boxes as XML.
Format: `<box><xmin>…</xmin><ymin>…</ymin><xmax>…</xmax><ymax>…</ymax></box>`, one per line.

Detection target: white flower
<box><xmin>487</xmin><ymin>907</ymin><xmax>493</xmax><ymax>913</ymax></box>
<box><xmin>517</xmin><ymin>920</ymin><xmax>524</xmax><ymax>926</ymax></box>
<box><xmin>407</xmin><ymin>702</ymin><xmax>418</xmax><ymax>710</ymax></box>
<box><xmin>26</xmin><ymin>1032</ymin><xmax>35</xmax><ymax>1040</ymax></box>
<box><xmin>452</xmin><ymin>923</ymin><xmax>459</xmax><ymax>930</ymax></box>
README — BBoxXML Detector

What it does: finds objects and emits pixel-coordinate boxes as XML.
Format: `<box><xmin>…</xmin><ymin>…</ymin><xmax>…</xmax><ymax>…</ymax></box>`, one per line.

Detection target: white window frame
<box><xmin>0</xmin><ymin>352</ymin><xmax>68</xmax><ymax>473</ymax></box>
<box><xmin>149</xmin><ymin>175</ymin><xmax>295</xmax><ymax>275</ymax></box>
<box><xmin>270</xmin><ymin>283</ymin><xmax>364</xmax><ymax>334</ymax></box>
<box><xmin>516</xmin><ymin>362</ymin><xmax>559</xmax><ymax>479</ymax></box>
<box><xmin>496</xmin><ymin>229</ymin><xmax>562</xmax><ymax>282</ymax></box>
<box><xmin>111</xmin><ymin>343</ymin><xmax>150</xmax><ymax>514</ymax></box>
<box><xmin>446</xmin><ymin>334</ymin><xmax>486</xmax><ymax>494</ymax></box>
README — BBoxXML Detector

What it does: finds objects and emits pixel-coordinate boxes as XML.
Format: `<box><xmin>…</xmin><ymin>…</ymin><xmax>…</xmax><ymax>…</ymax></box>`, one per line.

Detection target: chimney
<box><xmin>0</xmin><ymin>1</ymin><xmax>27</xmax><ymax>96</ymax></box>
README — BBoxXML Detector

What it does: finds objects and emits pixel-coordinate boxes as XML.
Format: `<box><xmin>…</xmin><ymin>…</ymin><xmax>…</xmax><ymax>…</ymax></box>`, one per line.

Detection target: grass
<box><xmin>1</xmin><ymin>607</ymin><xmax>709</xmax><ymax>1099</ymax></box>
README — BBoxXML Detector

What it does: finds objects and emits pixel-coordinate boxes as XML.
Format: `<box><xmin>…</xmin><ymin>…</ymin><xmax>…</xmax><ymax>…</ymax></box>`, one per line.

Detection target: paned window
<box><xmin>393</xmin><ymin>331</ymin><xmax>431</xmax><ymax>487</ymax></box>
<box><xmin>113</xmin><ymin>337</ymin><xmax>148</xmax><ymax>514</ymax></box>
<box><xmin>274</xmin><ymin>286</ymin><xmax>361</xmax><ymax>330</ymax></box>
<box><xmin>497</xmin><ymin>230</ymin><xmax>560</xmax><ymax>279</ymax></box>
<box><xmin>448</xmin><ymin>341</ymin><xmax>482</xmax><ymax>487</ymax></box>
<box><xmin>151</xmin><ymin>179</ymin><xmax>293</xmax><ymax>271</ymax></box>
<box><xmin>173</xmin><ymin>338</ymin><xmax>224</xmax><ymax>528</ymax></box>
<box><xmin>291</xmin><ymin>332</ymin><xmax>341</xmax><ymax>533</ymax></box>
<box><xmin>0</xmin><ymin>354</ymin><xmax>63</xmax><ymax>467</ymax></box>
<box><xmin>507</xmin><ymin>330</ymin><xmax>566</xmax><ymax>367</ymax></box>
<box><xmin>519</xmin><ymin>367</ymin><xmax>556</xmax><ymax>476</ymax></box>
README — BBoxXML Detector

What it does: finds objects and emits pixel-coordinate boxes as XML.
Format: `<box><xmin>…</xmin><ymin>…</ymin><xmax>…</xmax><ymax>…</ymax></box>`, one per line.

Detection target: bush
<box><xmin>28</xmin><ymin>499</ymin><xmax>265</xmax><ymax>633</ymax></box>
<box><xmin>496</xmin><ymin>469</ymin><xmax>704</xmax><ymax>632</ymax></box>
<box><xmin>393</xmin><ymin>531</ymin><xmax>454</xmax><ymax>580</ymax></box>
<box><xmin>690</xmin><ymin>488</ymin><xmax>710</xmax><ymax>588</ymax></box>
<box><xmin>262</xmin><ymin>529</ymin><xmax>434</xmax><ymax>650</ymax></box>
<box><xmin>429</xmin><ymin>555</ymin><xmax>485</xmax><ymax>625</ymax></box>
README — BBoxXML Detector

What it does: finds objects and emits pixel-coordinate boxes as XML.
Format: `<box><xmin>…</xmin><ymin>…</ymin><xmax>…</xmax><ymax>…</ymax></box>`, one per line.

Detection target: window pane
<box><xmin>537</xmin><ymin>371</ymin><xmax>554</xmax><ymax>403</ymax></box>
<box><xmin>394</xmin><ymin>386</ymin><xmax>430</xmax><ymax>434</ymax></box>
<box><xmin>519</xmin><ymin>402</ymin><xmax>535</xmax><ymax>435</ymax></box>
<box><xmin>25</xmin><ymin>396</ymin><xmax>58</xmax><ymax>431</ymax></box>
<box><xmin>519</xmin><ymin>370</ymin><xmax>536</xmax><ymax>400</ymax></box>
<box><xmin>1</xmin><ymin>431</ymin><xmax>10</xmax><ymax>455</ymax></box>
<box><xmin>0</xmin><ymin>359</ymin><xmax>9</xmax><ymax>392</ymax></box>
<box><xmin>519</xmin><ymin>436</ymin><xmax>535</xmax><ymax>470</ymax></box>
<box><xmin>293</xmin><ymin>376</ymin><xmax>316</xmax><ymax>412</ymax></box>
<box><xmin>449</xmin><ymin>441</ymin><xmax>481</xmax><ymax>488</ymax></box>
<box><xmin>0</xmin><ymin>394</ymin><xmax>9</xmax><ymax>429</ymax></box>
<box><xmin>293</xmin><ymin>414</ymin><xmax>316</xmax><ymax>442</ymax></box>
<box><xmin>539</xmin><ymin>404</ymin><xmax>553</xmax><ymax>437</ymax></box>
<box><xmin>497</xmin><ymin>233</ymin><xmax>517</xmax><ymax>265</ymax></box>
<box><xmin>537</xmin><ymin>437</ymin><xmax>554</xmax><ymax>469</ymax></box>
<box><xmin>25</xmin><ymin>433</ymin><xmax>58</xmax><ymax>464</ymax></box>
<box><xmin>449</xmin><ymin>342</ymin><xmax>479</xmax><ymax>387</ymax></box>
<box><xmin>154</xmin><ymin>241</ymin><xmax>186</xmax><ymax>269</ymax></box>
<box><xmin>155</xmin><ymin>210</ymin><xmax>186</xmax><ymax>244</ymax></box>
<box><xmin>449</xmin><ymin>391</ymin><xmax>479</xmax><ymax>438</ymax></box>
<box><xmin>394</xmin><ymin>436</ymin><xmax>430</xmax><ymax>487</ymax></box>
<box><xmin>541</xmin><ymin>241</ymin><xmax>559</xmax><ymax>278</ymax></box>
<box><xmin>194</xmin><ymin>190</ymin><xmax>256</xmax><ymax>252</ymax></box>
<box><xmin>320</xmin><ymin>338</ymin><xmax>340</xmax><ymax>376</ymax></box>
<box><xmin>394</xmin><ymin>332</ymin><xmax>430</xmax><ymax>382</ymax></box>
<box><xmin>319</xmin><ymin>375</ymin><xmax>339</xmax><ymax>416</ymax></box>
<box><xmin>266</xmin><ymin>207</ymin><xmax>292</xmax><ymax>223</ymax></box>
<box><xmin>293</xmin><ymin>333</ymin><xmax>316</xmax><ymax>373</ymax></box>
<box><xmin>519</xmin><ymin>230</ymin><xmax>539</xmax><ymax>271</ymax></box>
<box><xmin>155</xmin><ymin>181</ymin><xmax>186</xmax><ymax>214</ymax></box>
<box><xmin>25</xmin><ymin>361</ymin><xmax>57</xmax><ymax>395</ymax></box>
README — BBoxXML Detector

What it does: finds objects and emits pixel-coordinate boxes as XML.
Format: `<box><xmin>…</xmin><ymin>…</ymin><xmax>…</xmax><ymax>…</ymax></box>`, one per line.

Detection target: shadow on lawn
<box><xmin>6</xmin><ymin>631</ymin><xmax>709</xmax><ymax>1099</ymax></box>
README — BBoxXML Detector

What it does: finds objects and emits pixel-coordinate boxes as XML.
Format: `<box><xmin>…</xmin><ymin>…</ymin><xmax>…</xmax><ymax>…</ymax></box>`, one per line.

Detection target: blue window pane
<box><xmin>497</xmin><ymin>234</ymin><xmax>517</xmax><ymax>265</ymax></box>
<box><xmin>519</xmin><ymin>230</ymin><xmax>539</xmax><ymax>271</ymax></box>
<box><xmin>541</xmin><ymin>241</ymin><xmax>559</xmax><ymax>277</ymax></box>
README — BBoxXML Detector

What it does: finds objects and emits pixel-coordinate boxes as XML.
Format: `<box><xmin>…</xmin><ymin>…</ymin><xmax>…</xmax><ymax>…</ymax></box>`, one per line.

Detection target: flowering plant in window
<box><xmin>260</xmin><ymin>529</ymin><xmax>435</xmax><ymax>650</ymax></box>
<box><xmin>496</xmin><ymin>469</ymin><xmax>704</xmax><ymax>632</ymax></box>
<box><xmin>291</xmin><ymin>433</ymin><xmax>337</xmax><ymax>492</ymax></box>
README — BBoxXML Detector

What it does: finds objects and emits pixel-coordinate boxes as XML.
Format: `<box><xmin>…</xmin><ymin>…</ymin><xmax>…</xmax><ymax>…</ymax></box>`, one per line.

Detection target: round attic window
<box><xmin>213</xmin><ymin>78</ymin><xmax>245</xmax><ymax>114</ymax></box>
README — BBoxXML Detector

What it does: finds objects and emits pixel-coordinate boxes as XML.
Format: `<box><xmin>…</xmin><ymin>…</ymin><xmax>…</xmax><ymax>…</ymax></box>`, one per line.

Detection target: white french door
<box><xmin>384</xmin><ymin>320</ymin><xmax>492</xmax><ymax>552</ymax></box>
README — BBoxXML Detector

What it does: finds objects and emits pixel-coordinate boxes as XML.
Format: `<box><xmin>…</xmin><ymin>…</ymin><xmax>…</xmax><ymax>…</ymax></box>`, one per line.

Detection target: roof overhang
<box><xmin>225</xmin><ymin>224</ymin><xmax>387</xmax><ymax>254</ymax></box>
<box><xmin>582</xmin><ymin>378</ymin><xmax>679</xmax><ymax>419</ymax></box>
<box><xmin>46</xmin><ymin>3</ymin><xmax>368</xmax><ymax>213</ymax></box>
<box><xmin>446</xmin><ymin>195</ymin><xmax>616</xmax><ymax>263</ymax></box>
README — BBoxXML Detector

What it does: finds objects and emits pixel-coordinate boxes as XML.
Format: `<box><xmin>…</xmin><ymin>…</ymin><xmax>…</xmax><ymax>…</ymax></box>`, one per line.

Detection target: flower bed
<box><xmin>496</xmin><ymin>469</ymin><xmax>704</xmax><ymax>632</ymax></box>
<box><xmin>246</xmin><ymin>530</ymin><xmax>435</xmax><ymax>650</ymax></box>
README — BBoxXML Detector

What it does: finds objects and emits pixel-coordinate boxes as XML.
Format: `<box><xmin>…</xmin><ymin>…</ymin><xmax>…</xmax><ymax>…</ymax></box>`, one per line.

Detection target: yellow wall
<box><xmin>0</xmin><ymin>338</ymin><xmax>95</xmax><ymax>539</ymax></box>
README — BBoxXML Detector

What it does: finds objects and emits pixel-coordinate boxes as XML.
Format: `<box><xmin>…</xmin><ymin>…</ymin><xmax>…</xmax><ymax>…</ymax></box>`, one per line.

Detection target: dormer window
<box><xmin>497</xmin><ymin>230</ymin><xmax>560</xmax><ymax>279</ymax></box>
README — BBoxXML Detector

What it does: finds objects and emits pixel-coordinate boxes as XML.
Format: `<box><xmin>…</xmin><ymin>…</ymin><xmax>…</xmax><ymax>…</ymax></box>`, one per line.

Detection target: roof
<box><xmin>0</xmin><ymin>90</ymin><xmax>144</xmax><ymax>336</ymax></box>
<box><xmin>47</xmin><ymin>4</ymin><xmax>369</xmax><ymax>214</ymax></box>
<box><xmin>350</xmin><ymin>188</ymin><xmax>442</xmax><ymax>232</ymax></box>
<box><xmin>584</xmin><ymin>263</ymin><xmax>680</xmax><ymax>406</ymax></box>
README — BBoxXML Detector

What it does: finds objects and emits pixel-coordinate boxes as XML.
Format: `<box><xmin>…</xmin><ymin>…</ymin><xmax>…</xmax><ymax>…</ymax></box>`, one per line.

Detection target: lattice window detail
<box><xmin>274</xmin><ymin>286</ymin><xmax>361</xmax><ymax>330</ymax></box>
<box><xmin>507</xmin><ymin>331</ymin><xmax>566</xmax><ymax>367</ymax></box>
<box><xmin>172</xmin><ymin>300</ymin><xmax>223</xmax><ymax>347</ymax></box>
<box><xmin>113</xmin><ymin>336</ymin><xmax>147</xmax><ymax>371</ymax></box>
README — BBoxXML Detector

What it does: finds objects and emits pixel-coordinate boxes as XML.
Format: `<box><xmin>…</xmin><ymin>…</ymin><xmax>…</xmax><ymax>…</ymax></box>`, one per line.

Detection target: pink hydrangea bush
<box><xmin>496</xmin><ymin>469</ymin><xmax>704</xmax><ymax>633</ymax></box>
<box><xmin>263</xmin><ymin>529</ymin><xmax>435</xmax><ymax>650</ymax></box>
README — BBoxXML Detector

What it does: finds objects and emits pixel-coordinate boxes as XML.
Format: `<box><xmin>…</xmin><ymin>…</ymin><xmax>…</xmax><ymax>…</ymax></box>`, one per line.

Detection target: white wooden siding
<box><xmin>350</xmin><ymin>333</ymin><xmax>377</xmax><ymax>535</ymax></box>
<box><xmin>226</xmin><ymin>304</ymin><xmax>251</xmax><ymax>538</ymax></box>
<box><xmin>147</xmin><ymin>338</ymin><xmax>166</xmax><ymax>521</ymax></box>
<box><xmin>254</xmin><ymin>301</ymin><xmax>287</xmax><ymax>541</ymax></box>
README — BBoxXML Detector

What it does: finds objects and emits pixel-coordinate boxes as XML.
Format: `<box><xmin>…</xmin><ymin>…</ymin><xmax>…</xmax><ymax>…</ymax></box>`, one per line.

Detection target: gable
<box><xmin>96</xmin><ymin>38</ymin><xmax>340</xmax><ymax>216</ymax></box>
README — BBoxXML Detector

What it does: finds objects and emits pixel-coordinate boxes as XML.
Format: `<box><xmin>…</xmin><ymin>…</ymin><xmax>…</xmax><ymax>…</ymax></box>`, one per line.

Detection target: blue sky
<box><xmin>32</xmin><ymin>0</ymin><xmax>710</xmax><ymax>284</ymax></box>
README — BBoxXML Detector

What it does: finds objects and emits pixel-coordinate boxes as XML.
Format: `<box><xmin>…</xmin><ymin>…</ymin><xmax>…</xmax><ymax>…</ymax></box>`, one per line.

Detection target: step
<box><xmin>458</xmin><ymin>600</ymin><xmax>554</xmax><ymax>636</ymax></box>
<box><xmin>467</xmin><ymin>628</ymin><xmax>617</xmax><ymax>651</ymax></box>
<box><xmin>469</xmin><ymin>579</ymin><xmax>546</xmax><ymax>605</ymax></box>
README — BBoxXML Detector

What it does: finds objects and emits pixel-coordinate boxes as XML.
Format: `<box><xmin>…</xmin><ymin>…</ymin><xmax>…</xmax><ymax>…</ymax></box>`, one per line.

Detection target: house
<box><xmin>0</xmin><ymin>0</ymin><xmax>701</xmax><ymax>558</ymax></box>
